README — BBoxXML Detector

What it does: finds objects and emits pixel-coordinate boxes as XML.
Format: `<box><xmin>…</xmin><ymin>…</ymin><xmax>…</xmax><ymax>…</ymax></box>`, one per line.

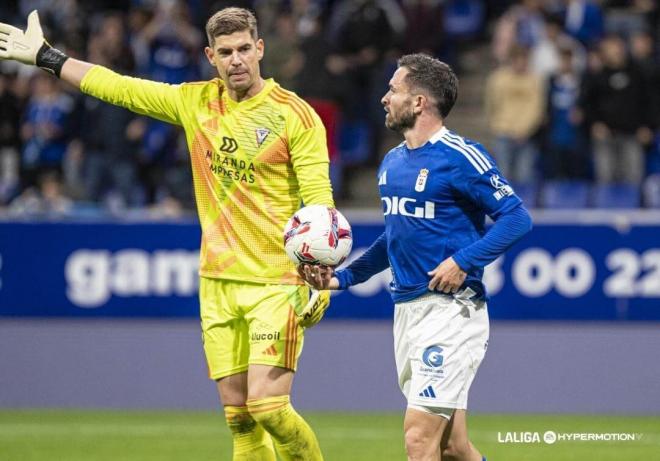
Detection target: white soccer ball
<box><xmin>283</xmin><ymin>205</ymin><xmax>353</xmax><ymax>267</ymax></box>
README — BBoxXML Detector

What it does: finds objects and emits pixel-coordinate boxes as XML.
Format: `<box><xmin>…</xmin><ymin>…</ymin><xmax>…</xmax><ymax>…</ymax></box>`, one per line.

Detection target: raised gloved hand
<box><xmin>0</xmin><ymin>10</ymin><xmax>69</xmax><ymax>76</ymax></box>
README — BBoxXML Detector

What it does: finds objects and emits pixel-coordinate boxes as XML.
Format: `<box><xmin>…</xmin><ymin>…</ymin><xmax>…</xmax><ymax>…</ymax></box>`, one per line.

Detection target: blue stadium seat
<box><xmin>643</xmin><ymin>174</ymin><xmax>660</xmax><ymax>208</ymax></box>
<box><xmin>591</xmin><ymin>183</ymin><xmax>640</xmax><ymax>208</ymax></box>
<box><xmin>509</xmin><ymin>182</ymin><xmax>538</xmax><ymax>208</ymax></box>
<box><xmin>540</xmin><ymin>180</ymin><xmax>590</xmax><ymax>209</ymax></box>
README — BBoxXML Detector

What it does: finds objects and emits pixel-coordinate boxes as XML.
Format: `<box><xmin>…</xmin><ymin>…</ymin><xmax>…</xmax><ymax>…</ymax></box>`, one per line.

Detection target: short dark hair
<box><xmin>397</xmin><ymin>53</ymin><xmax>458</xmax><ymax>119</ymax></box>
<box><xmin>205</xmin><ymin>7</ymin><xmax>258</xmax><ymax>46</ymax></box>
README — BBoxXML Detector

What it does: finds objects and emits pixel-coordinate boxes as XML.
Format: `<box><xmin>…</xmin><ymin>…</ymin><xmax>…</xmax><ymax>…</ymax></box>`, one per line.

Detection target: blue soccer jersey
<box><xmin>336</xmin><ymin>127</ymin><xmax>531</xmax><ymax>302</ymax></box>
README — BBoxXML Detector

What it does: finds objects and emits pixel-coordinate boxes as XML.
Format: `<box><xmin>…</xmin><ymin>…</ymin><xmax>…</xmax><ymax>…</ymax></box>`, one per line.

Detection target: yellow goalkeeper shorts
<box><xmin>200</xmin><ymin>277</ymin><xmax>308</xmax><ymax>380</ymax></box>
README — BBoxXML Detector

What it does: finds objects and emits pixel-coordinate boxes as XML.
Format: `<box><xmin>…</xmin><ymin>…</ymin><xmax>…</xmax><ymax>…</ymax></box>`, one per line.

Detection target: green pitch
<box><xmin>1</xmin><ymin>411</ymin><xmax>659</xmax><ymax>460</ymax></box>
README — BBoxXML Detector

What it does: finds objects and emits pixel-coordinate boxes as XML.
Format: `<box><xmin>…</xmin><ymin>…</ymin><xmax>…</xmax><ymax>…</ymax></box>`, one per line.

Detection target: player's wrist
<box><xmin>333</xmin><ymin>270</ymin><xmax>351</xmax><ymax>290</ymax></box>
<box><xmin>35</xmin><ymin>41</ymin><xmax>69</xmax><ymax>77</ymax></box>
<box><xmin>450</xmin><ymin>254</ymin><xmax>471</xmax><ymax>273</ymax></box>
<box><xmin>328</xmin><ymin>277</ymin><xmax>340</xmax><ymax>290</ymax></box>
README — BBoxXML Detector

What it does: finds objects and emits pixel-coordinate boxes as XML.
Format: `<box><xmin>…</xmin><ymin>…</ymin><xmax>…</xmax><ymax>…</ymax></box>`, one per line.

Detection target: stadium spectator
<box><xmin>561</xmin><ymin>0</ymin><xmax>604</xmax><ymax>47</ymax></box>
<box><xmin>580</xmin><ymin>34</ymin><xmax>653</xmax><ymax>184</ymax></box>
<box><xmin>485</xmin><ymin>45</ymin><xmax>545</xmax><ymax>183</ymax></box>
<box><xmin>630</xmin><ymin>30</ymin><xmax>660</xmax><ymax>180</ymax></box>
<box><xmin>88</xmin><ymin>13</ymin><xmax>136</xmax><ymax>74</ymax></box>
<box><xmin>126</xmin><ymin>5</ymin><xmax>153</xmax><ymax>76</ymax></box>
<box><xmin>294</xmin><ymin>12</ymin><xmax>351</xmax><ymax>197</ymax></box>
<box><xmin>543</xmin><ymin>47</ymin><xmax>589</xmax><ymax>179</ymax></box>
<box><xmin>294</xmin><ymin>13</ymin><xmax>351</xmax><ymax>110</ymax></box>
<box><xmin>400</xmin><ymin>0</ymin><xmax>445</xmax><ymax>57</ymax></box>
<box><xmin>603</xmin><ymin>0</ymin><xmax>657</xmax><ymax>37</ymax></box>
<box><xmin>260</xmin><ymin>9</ymin><xmax>303</xmax><ymax>91</ymax></box>
<box><xmin>20</xmin><ymin>74</ymin><xmax>75</xmax><ymax>189</ymax></box>
<box><xmin>8</xmin><ymin>170</ymin><xmax>72</xmax><ymax>217</ymax></box>
<box><xmin>135</xmin><ymin>2</ymin><xmax>201</xmax><ymax>206</ymax></box>
<box><xmin>492</xmin><ymin>0</ymin><xmax>546</xmax><ymax>64</ymax></box>
<box><xmin>328</xmin><ymin>0</ymin><xmax>406</xmax><ymax>164</ymax></box>
<box><xmin>81</xmin><ymin>14</ymin><xmax>142</xmax><ymax>206</ymax></box>
<box><xmin>630</xmin><ymin>30</ymin><xmax>660</xmax><ymax>128</ymax></box>
<box><xmin>289</xmin><ymin>0</ymin><xmax>325</xmax><ymax>39</ymax></box>
<box><xmin>531</xmin><ymin>13</ymin><xmax>586</xmax><ymax>79</ymax></box>
<box><xmin>0</xmin><ymin>73</ymin><xmax>21</xmax><ymax>204</ymax></box>
<box><xmin>139</xmin><ymin>0</ymin><xmax>202</xmax><ymax>84</ymax></box>
<box><xmin>442</xmin><ymin>0</ymin><xmax>487</xmax><ymax>69</ymax></box>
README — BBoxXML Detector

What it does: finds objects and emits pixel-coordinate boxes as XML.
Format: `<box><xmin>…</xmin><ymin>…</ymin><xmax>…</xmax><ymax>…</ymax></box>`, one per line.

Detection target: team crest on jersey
<box><xmin>378</xmin><ymin>170</ymin><xmax>387</xmax><ymax>186</ymax></box>
<box><xmin>255</xmin><ymin>128</ymin><xmax>270</xmax><ymax>146</ymax></box>
<box><xmin>415</xmin><ymin>169</ymin><xmax>429</xmax><ymax>192</ymax></box>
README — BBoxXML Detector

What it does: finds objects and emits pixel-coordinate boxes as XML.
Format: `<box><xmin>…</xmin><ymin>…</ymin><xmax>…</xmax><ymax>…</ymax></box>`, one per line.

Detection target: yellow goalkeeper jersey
<box><xmin>81</xmin><ymin>66</ymin><xmax>334</xmax><ymax>284</ymax></box>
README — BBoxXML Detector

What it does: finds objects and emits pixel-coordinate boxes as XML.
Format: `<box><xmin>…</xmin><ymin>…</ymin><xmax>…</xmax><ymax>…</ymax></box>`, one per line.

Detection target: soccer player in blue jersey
<box><xmin>300</xmin><ymin>54</ymin><xmax>532</xmax><ymax>461</ymax></box>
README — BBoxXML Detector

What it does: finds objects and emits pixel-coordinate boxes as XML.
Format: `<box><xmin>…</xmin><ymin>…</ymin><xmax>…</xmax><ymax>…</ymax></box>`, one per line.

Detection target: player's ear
<box><xmin>414</xmin><ymin>94</ymin><xmax>425</xmax><ymax>115</ymax></box>
<box><xmin>204</xmin><ymin>46</ymin><xmax>217</xmax><ymax>66</ymax></box>
<box><xmin>256</xmin><ymin>38</ymin><xmax>264</xmax><ymax>61</ymax></box>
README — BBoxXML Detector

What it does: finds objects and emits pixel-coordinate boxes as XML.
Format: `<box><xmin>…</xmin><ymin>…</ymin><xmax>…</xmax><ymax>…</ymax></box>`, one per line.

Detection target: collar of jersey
<box><xmin>222</xmin><ymin>78</ymin><xmax>276</xmax><ymax>111</ymax></box>
<box><xmin>427</xmin><ymin>126</ymin><xmax>449</xmax><ymax>145</ymax></box>
<box><xmin>403</xmin><ymin>126</ymin><xmax>448</xmax><ymax>151</ymax></box>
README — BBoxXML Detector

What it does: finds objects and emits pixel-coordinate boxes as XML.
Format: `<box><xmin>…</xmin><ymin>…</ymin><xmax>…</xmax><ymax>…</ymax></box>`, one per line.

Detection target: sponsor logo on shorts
<box><xmin>419</xmin><ymin>345</ymin><xmax>445</xmax><ymax>377</ymax></box>
<box><xmin>251</xmin><ymin>332</ymin><xmax>281</xmax><ymax>341</ymax></box>
<box><xmin>422</xmin><ymin>346</ymin><xmax>444</xmax><ymax>367</ymax></box>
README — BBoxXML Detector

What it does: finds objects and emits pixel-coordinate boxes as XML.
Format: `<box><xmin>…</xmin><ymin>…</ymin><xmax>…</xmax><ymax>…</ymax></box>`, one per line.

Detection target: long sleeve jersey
<box><xmin>81</xmin><ymin>66</ymin><xmax>333</xmax><ymax>284</ymax></box>
<box><xmin>335</xmin><ymin>127</ymin><xmax>532</xmax><ymax>303</ymax></box>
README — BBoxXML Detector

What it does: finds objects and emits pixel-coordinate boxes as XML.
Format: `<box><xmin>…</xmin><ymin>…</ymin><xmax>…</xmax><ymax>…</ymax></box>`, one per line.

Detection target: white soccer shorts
<box><xmin>394</xmin><ymin>290</ymin><xmax>489</xmax><ymax>414</ymax></box>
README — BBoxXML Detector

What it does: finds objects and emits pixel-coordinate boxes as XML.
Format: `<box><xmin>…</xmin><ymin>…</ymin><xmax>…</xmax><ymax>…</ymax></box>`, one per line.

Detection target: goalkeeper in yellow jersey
<box><xmin>0</xmin><ymin>7</ymin><xmax>331</xmax><ymax>460</ymax></box>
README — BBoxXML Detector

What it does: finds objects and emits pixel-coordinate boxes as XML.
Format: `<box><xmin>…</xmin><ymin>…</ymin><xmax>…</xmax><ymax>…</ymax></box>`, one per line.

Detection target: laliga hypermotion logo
<box><xmin>422</xmin><ymin>345</ymin><xmax>444</xmax><ymax>367</ymax></box>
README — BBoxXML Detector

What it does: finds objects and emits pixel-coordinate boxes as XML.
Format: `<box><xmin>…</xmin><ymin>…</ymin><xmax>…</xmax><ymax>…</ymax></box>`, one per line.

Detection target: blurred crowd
<box><xmin>486</xmin><ymin>0</ymin><xmax>660</xmax><ymax>207</ymax></box>
<box><xmin>0</xmin><ymin>0</ymin><xmax>659</xmax><ymax>217</ymax></box>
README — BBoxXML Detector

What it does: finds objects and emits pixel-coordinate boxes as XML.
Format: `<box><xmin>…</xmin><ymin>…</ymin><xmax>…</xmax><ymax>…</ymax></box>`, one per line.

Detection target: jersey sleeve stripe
<box><xmin>438</xmin><ymin>137</ymin><xmax>487</xmax><ymax>174</ymax></box>
<box><xmin>444</xmin><ymin>131</ymin><xmax>492</xmax><ymax>171</ymax></box>
<box><xmin>289</xmin><ymin>94</ymin><xmax>316</xmax><ymax>126</ymax></box>
<box><xmin>444</xmin><ymin>131</ymin><xmax>491</xmax><ymax>171</ymax></box>
<box><xmin>289</xmin><ymin>101</ymin><xmax>313</xmax><ymax>130</ymax></box>
<box><xmin>272</xmin><ymin>88</ymin><xmax>315</xmax><ymax>129</ymax></box>
<box><xmin>270</xmin><ymin>91</ymin><xmax>313</xmax><ymax>129</ymax></box>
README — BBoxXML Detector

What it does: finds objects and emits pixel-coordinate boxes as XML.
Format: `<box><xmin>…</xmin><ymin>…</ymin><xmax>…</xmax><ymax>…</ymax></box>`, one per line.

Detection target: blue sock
<box><xmin>482</xmin><ymin>458</ymin><xmax>487</xmax><ymax>461</ymax></box>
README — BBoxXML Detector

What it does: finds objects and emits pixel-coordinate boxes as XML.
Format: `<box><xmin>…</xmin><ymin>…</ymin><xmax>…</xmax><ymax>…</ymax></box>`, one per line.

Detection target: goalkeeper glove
<box><xmin>0</xmin><ymin>10</ymin><xmax>69</xmax><ymax>77</ymax></box>
<box><xmin>297</xmin><ymin>289</ymin><xmax>331</xmax><ymax>328</ymax></box>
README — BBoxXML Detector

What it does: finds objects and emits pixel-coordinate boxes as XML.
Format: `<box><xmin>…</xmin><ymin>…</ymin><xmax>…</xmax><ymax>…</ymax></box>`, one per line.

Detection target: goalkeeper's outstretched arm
<box><xmin>1</xmin><ymin>10</ymin><xmax>182</xmax><ymax>125</ymax></box>
<box><xmin>0</xmin><ymin>10</ymin><xmax>92</xmax><ymax>88</ymax></box>
<box><xmin>60</xmin><ymin>59</ymin><xmax>94</xmax><ymax>89</ymax></box>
